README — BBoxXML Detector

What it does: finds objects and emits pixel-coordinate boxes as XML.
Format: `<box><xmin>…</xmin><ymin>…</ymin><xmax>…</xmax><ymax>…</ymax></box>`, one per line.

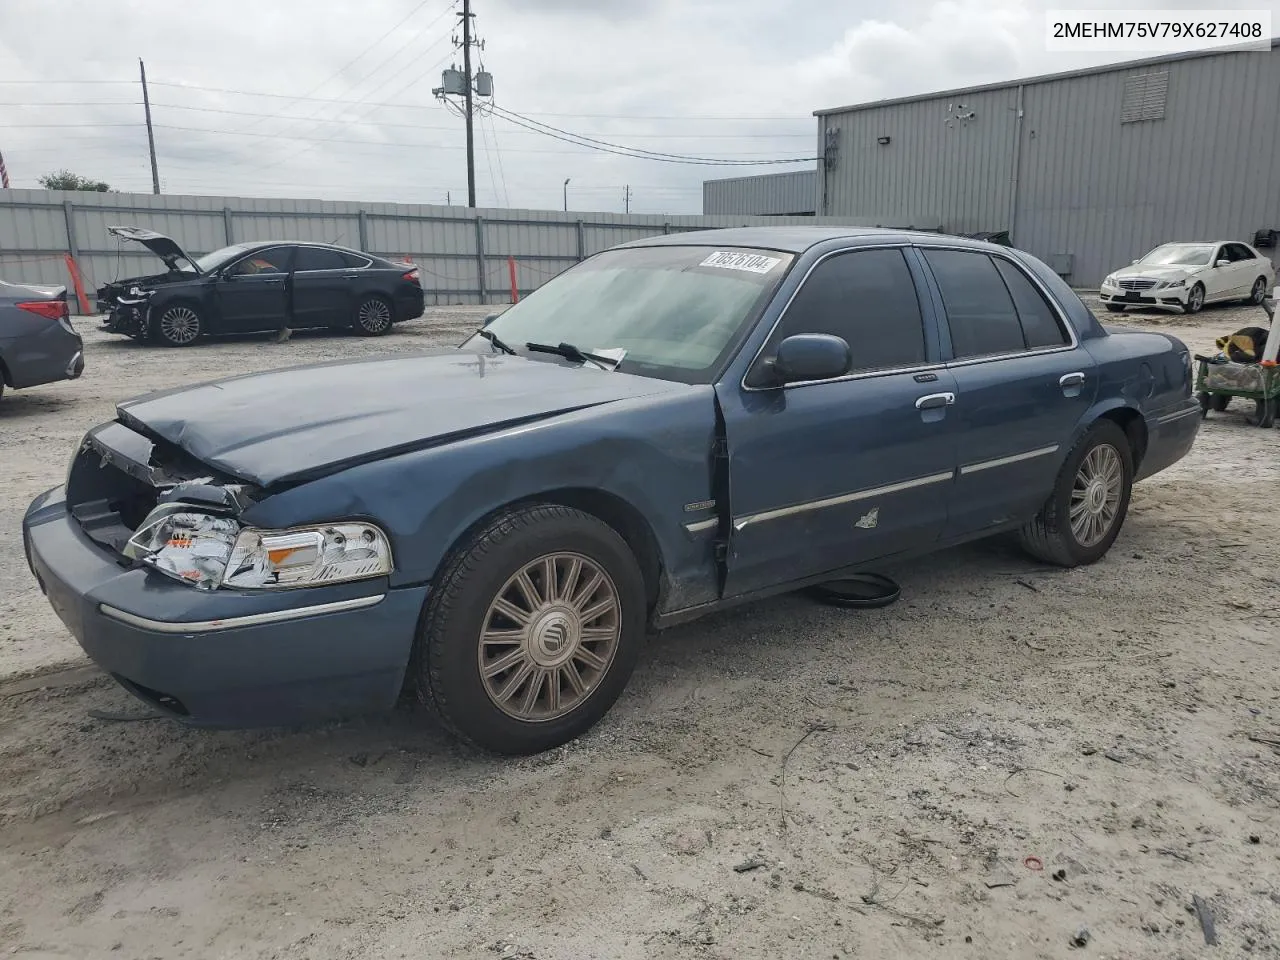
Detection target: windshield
<box><xmin>192</xmin><ymin>243</ymin><xmax>253</xmax><ymax>273</ymax></box>
<box><xmin>463</xmin><ymin>245</ymin><xmax>793</xmax><ymax>383</ymax></box>
<box><xmin>1139</xmin><ymin>243</ymin><xmax>1215</xmax><ymax>267</ymax></box>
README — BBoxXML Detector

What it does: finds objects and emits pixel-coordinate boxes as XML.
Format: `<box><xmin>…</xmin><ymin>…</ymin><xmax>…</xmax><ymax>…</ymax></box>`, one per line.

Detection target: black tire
<box><xmin>1211</xmin><ymin>394</ymin><xmax>1231</xmax><ymax>412</ymax></box>
<box><xmin>153</xmin><ymin>302</ymin><xmax>203</xmax><ymax>347</ymax></box>
<box><xmin>1018</xmin><ymin>420</ymin><xmax>1134</xmax><ymax>568</ymax></box>
<box><xmin>1105</xmin><ymin>304</ymin><xmax>1126</xmax><ymax>313</ymax></box>
<box><xmin>1248</xmin><ymin>276</ymin><xmax>1268</xmax><ymax>305</ymax></box>
<box><xmin>413</xmin><ymin>503</ymin><xmax>647</xmax><ymax>755</ymax></box>
<box><xmin>1250</xmin><ymin>397</ymin><xmax>1276</xmax><ymax>429</ymax></box>
<box><xmin>1197</xmin><ymin>392</ymin><xmax>1212</xmax><ymax>417</ymax></box>
<box><xmin>354</xmin><ymin>295</ymin><xmax>394</xmax><ymax>336</ymax></box>
<box><xmin>1184</xmin><ymin>283</ymin><xmax>1205</xmax><ymax>314</ymax></box>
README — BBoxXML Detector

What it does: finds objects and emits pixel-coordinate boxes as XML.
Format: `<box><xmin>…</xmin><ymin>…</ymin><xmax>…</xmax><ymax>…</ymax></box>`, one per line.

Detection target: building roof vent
<box><xmin>1120</xmin><ymin>71</ymin><xmax>1169</xmax><ymax>123</ymax></box>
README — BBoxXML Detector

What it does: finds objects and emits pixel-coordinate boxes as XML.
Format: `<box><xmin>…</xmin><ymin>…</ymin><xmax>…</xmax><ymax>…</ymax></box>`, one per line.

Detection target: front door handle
<box><xmin>1059</xmin><ymin>372</ymin><xmax>1086</xmax><ymax>388</ymax></box>
<box><xmin>915</xmin><ymin>392</ymin><xmax>956</xmax><ymax>410</ymax></box>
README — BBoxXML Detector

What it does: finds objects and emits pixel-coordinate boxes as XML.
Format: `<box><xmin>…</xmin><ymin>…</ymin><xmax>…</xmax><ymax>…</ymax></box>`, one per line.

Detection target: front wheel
<box><xmin>1184</xmin><ymin>283</ymin><xmax>1205</xmax><ymax>314</ymax></box>
<box><xmin>413</xmin><ymin>503</ymin><xmax>647</xmax><ymax>755</ymax></box>
<box><xmin>1018</xmin><ymin>420</ymin><xmax>1134</xmax><ymax>567</ymax></box>
<box><xmin>1105</xmin><ymin>304</ymin><xmax>1126</xmax><ymax>313</ymax></box>
<box><xmin>154</xmin><ymin>303</ymin><xmax>203</xmax><ymax>347</ymax></box>
<box><xmin>1251</xmin><ymin>398</ymin><xmax>1276</xmax><ymax>429</ymax></box>
<box><xmin>354</xmin><ymin>295</ymin><xmax>394</xmax><ymax>336</ymax></box>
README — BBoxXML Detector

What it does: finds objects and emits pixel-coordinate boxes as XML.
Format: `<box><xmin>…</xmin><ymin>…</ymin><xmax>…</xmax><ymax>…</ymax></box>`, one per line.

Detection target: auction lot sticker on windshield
<box><xmin>700</xmin><ymin>251</ymin><xmax>782</xmax><ymax>274</ymax></box>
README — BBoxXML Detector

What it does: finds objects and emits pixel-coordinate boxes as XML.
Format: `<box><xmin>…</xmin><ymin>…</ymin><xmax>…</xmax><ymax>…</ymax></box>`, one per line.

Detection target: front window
<box><xmin>193</xmin><ymin>244</ymin><xmax>253</xmax><ymax>273</ymax></box>
<box><xmin>462</xmin><ymin>245</ymin><xmax>793</xmax><ymax>384</ymax></box>
<box><xmin>1139</xmin><ymin>243</ymin><xmax>1215</xmax><ymax>267</ymax></box>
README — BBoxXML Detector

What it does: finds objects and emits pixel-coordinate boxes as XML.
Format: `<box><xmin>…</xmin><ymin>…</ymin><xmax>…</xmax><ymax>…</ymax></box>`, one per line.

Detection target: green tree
<box><xmin>38</xmin><ymin>170</ymin><xmax>111</xmax><ymax>192</ymax></box>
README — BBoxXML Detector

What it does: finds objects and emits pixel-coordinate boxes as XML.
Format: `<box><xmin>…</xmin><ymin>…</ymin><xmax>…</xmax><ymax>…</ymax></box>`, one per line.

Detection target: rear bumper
<box><xmin>23</xmin><ymin>486</ymin><xmax>426</xmax><ymax>728</ymax></box>
<box><xmin>6</xmin><ymin>322</ymin><xmax>84</xmax><ymax>389</ymax></box>
<box><xmin>396</xmin><ymin>287</ymin><xmax>426</xmax><ymax>321</ymax></box>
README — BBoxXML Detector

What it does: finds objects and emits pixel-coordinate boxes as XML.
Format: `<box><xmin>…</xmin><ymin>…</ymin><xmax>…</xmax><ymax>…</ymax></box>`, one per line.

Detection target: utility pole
<box><xmin>624</xmin><ymin>184</ymin><xmax>631</xmax><ymax>214</ymax></box>
<box><xmin>433</xmin><ymin>2</ymin><xmax>491</xmax><ymax>209</ymax></box>
<box><xmin>139</xmin><ymin>59</ymin><xmax>160</xmax><ymax>195</ymax></box>
<box><xmin>461</xmin><ymin>0</ymin><xmax>476</xmax><ymax>208</ymax></box>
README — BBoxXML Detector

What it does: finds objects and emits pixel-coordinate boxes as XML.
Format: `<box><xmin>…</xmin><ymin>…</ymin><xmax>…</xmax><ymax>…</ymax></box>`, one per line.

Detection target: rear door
<box><xmin>292</xmin><ymin>245</ymin><xmax>356</xmax><ymax>328</ymax></box>
<box><xmin>916</xmin><ymin>246</ymin><xmax>1097</xmax><ymax>538</ymax></box>
<box><xmin>717</xmin><ymin>245</ymin><xmax>959</xmax><ymax>598</ymax></box>
<box><xmin>215</xmin><ymin>246</ymin><xmax>294</xmax><ymax>332</ymax></box>
<box><xmin>1225</xmin><ymin>243</ymin><xmax>1260</xmax><ymax>298</ymax></box>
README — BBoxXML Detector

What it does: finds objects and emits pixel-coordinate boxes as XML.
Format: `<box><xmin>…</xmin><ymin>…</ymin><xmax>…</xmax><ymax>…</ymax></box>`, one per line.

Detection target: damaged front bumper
<box><xmin>21</xmin><ymin>421</ymin><xmax>424</xmax><ymax>728</ymax></box>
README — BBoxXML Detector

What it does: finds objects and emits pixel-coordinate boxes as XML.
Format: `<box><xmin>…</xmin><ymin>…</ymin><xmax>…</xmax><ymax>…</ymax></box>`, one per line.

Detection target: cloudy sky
<box><xmin>0</xmin><ymin>0</ymin><xmax>1274</xmax><ymax>214</ymax></box>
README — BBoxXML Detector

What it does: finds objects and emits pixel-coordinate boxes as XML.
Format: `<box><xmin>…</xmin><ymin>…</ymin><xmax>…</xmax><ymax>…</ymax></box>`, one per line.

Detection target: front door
<box><xmin>216</xmin><ymin>245</ymin><xmax>294</xmax><ymax>332</ymax></box>
<box><xmin>915</xmin><ymin>246</ymin><xmax>1099</xmax><ymax>537</ymax></box>
<box><xmin>291</xmin><ymin>245</ymin><xmax>356</xmax><ymax>328</ymax></box>
<box><xmin>1203</xmin><ymin>244</ymin><xmax>1235</xmax><ymax>302</ymax></box>
<box><xmin>716</xmin><ymin>246</ymin><xmax>958</xmax><ymax>599</ymax></box>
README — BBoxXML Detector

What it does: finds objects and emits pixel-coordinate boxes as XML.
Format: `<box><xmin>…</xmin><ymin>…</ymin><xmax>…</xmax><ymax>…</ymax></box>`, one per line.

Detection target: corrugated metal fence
<box><xmin>1</xmin><ymin>188</ymin><xmax>892</xmax><ymax>308</ymax></box>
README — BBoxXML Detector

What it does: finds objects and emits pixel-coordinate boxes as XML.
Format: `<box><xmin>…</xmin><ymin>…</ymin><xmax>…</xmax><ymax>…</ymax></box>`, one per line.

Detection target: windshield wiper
<box><xmin>526</xmin><ymin>341</ymin><xmax>622</xmax><ymax>371</ymax></box>
<box><xmin>476</xmin><ymin>327</ymin><xmax>516</xmax><ymax>355</ymax></box>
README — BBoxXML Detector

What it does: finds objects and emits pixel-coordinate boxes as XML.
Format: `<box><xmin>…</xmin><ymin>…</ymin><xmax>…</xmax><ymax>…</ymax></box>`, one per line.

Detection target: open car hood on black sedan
<box><xmin>107</xmin><ymin>225</ymin><xmax>200</xmax><ymax>273</ymax></box>
<box><xmin>115</xmin><ymin>349</ymin><xmax>690</xmax><ymax>488</ymax></box>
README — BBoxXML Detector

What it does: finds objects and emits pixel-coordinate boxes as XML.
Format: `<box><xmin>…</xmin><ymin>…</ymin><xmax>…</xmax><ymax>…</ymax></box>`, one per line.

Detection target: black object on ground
<box><xmin>805</xmin><ymin>573</ymin><xmax>901</xmax><ymax>609</ymax></box>
<box><xmin>1192</xmin><ymin>895</ymin><xmax>1219</xmax><ymax>946</ymax></box>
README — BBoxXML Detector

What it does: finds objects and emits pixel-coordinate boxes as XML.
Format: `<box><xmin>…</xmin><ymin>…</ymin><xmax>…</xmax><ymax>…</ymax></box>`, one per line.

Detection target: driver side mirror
<box><xmin>770</xmin><ymin>333</ymin><xmax>852</xmax><ymax>385</ymax></box>
<box><xmin>1215</xmin><ymin>259</ymin><xmax>1230</xmax><ymax>268</ymax></box>
<box><xmin>482</xmin><ymin>313</ymin><xmax>498</xmax><ymax>327</ymax></box>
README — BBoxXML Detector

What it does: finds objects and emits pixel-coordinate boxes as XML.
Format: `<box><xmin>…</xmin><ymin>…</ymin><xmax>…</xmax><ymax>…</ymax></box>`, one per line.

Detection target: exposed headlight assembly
<box><xmin>124</xmin><ymin>508</ymin><xmax>392</xmax><ymax>590</ymax></box>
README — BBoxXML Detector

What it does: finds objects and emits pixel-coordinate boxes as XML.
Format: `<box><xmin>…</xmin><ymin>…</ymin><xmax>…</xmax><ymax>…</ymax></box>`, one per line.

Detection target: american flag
<box><xmin>0</xmin><ymin>151</ymin><xmax>9</xmax><ymax>189</ymax></box>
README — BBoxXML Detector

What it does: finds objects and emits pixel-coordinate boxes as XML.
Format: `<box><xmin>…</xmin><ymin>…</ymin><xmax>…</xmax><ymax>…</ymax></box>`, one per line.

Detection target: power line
<box><xmin>488</xmin><ymin>105</ymin><xmax>817</xmax><ymax>166</ymax></box>
<box><xmin>244</xmin><ymin>1</ymin><xmax>455</xmax><ymax>143</ymax></box>
<box><xmin>137</xmin><ymin>80</ymin><xmax>813</xmax><ymax>122</ymax></box>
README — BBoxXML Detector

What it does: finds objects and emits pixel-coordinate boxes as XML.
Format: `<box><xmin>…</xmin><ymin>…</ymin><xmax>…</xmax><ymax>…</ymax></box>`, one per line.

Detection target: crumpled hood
<box><xmin>1110</xmin><ymin>263</ymin><xmax>1197</xmax><ymax>282</ymax></box>
<box><xmin>116</xmin><ymin>349</ymin><xmax>689</xmax><ymax>487</ymax></box>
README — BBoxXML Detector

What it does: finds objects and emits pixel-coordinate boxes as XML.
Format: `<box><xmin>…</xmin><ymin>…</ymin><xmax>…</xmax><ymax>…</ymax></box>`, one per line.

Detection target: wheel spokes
<box><xmin>478</xmin><ymin>551</ymin><xmax>622</xmax><ymax>722</ymax></box>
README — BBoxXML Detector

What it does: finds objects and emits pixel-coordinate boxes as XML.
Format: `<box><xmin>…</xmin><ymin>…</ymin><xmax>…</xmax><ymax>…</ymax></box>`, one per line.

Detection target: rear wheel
<box><xmin>1249</xmin><ymin>277</ymin><xmax>1268</xmax><ymax>305</ymax></box>
<box><xmin>1251</xmin><ymin>398</ymin><xmax>1276</xmax><ymax>429</ymax></box>
<box><xmin>155</xmin><ymin>303</ymin><xmax>203</xmax><ymax>347</ymax></box>
<box><xmin>1211</xmin><ymin>394</ymin><xmax>1231</xmax><ymax>412</ymax></box>
<box><xmin>1019</xmin><ymin>420</ymin><xmax>1134</xmax><ymax>567</ymax></box>
<box><xmin>354</xmin><ymin>295</ymin><xmax>393</xmax><ymax>336</ymax></box>
<box><xmin>413</xmin><ymin>503</ymin><xmax>647</xmax><ymax>755</ymax></box>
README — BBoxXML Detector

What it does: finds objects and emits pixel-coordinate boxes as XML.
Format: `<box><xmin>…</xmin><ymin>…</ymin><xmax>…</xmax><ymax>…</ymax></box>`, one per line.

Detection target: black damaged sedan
<box><xmin>96</xmin><ymin>226</ymin><xmax>426</xmax><ymax>346</ymax></box>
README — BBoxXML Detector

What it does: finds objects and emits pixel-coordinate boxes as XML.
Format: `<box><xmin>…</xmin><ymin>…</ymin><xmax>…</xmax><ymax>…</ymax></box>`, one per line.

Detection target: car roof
<box><xmin>614</xmin><ymin>225</ymin><xmax>993</xmax><ymax>254</ymax></box>
<box><xmin>236</xmin><ymin>240</ymin><xmax>374</xmax><ymax>257</ymax></box>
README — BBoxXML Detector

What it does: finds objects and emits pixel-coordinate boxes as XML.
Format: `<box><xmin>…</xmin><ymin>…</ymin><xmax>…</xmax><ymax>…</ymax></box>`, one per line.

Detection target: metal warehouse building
<box><xmin>703</xmin><ymin>170</ymin><xmax>817</xmax><ymax>216</ymax></box>
<box><xmin>811</xmin><ymin>40</ymin><xmax>1280</xmax><ymax>287</ymax></box>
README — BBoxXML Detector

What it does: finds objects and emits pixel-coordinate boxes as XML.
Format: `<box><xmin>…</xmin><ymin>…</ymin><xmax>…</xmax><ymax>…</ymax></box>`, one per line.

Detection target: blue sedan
<box><xmin>22</xmin><ymin>228</ymin><xmax>1200</xmax><ymax>754</ymax></box>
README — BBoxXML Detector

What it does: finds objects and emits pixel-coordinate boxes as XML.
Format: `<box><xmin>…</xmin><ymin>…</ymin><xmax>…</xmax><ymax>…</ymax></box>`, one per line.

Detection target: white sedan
<box><xmin>1099</xmin><ymin>241</ymin><xmax>1276</xmax><ymax>314</ymax></box>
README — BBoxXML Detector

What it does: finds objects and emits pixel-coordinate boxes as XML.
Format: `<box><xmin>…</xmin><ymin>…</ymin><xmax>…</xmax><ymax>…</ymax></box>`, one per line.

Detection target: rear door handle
<box><xmin>915</xmin><ymin>392</ymin><xmax>956</xmax><ymax>410</ymax></box>
<box><xmin>1059</xmin><ymin>372</ymin><xmax>1086</xmax><ymax>388</ymax></box>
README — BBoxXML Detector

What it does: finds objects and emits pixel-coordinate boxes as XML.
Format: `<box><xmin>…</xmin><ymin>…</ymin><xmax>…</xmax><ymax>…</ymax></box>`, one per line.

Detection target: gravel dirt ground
<box><xmin>2</xmin><ymin>298</ymin><xmax>1278</xmax><ymax>959</ymax></box>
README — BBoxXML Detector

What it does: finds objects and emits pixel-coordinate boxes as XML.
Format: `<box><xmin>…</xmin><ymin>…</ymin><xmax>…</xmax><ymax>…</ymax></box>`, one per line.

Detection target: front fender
<box><xmin>240</xmin><ymin>388</ymin><xmax>723</xmax><ymax>614</ymax></box>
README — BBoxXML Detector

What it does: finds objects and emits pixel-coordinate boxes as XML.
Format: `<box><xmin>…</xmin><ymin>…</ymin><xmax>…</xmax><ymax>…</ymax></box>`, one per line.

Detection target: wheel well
<box><xmin>0</xmin><ymin>354</ymin><xmax>10</xmax><ymax>387</ymax></box>
<box><xmin>1100</xmin><ymin>408</ymin><xmax>1147</xmax><ymax>469</ymax></box>
<box><xmin>513</xmin><ymin>488</ymin><xmax>664</xmax><ymax>610</ymax></box>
